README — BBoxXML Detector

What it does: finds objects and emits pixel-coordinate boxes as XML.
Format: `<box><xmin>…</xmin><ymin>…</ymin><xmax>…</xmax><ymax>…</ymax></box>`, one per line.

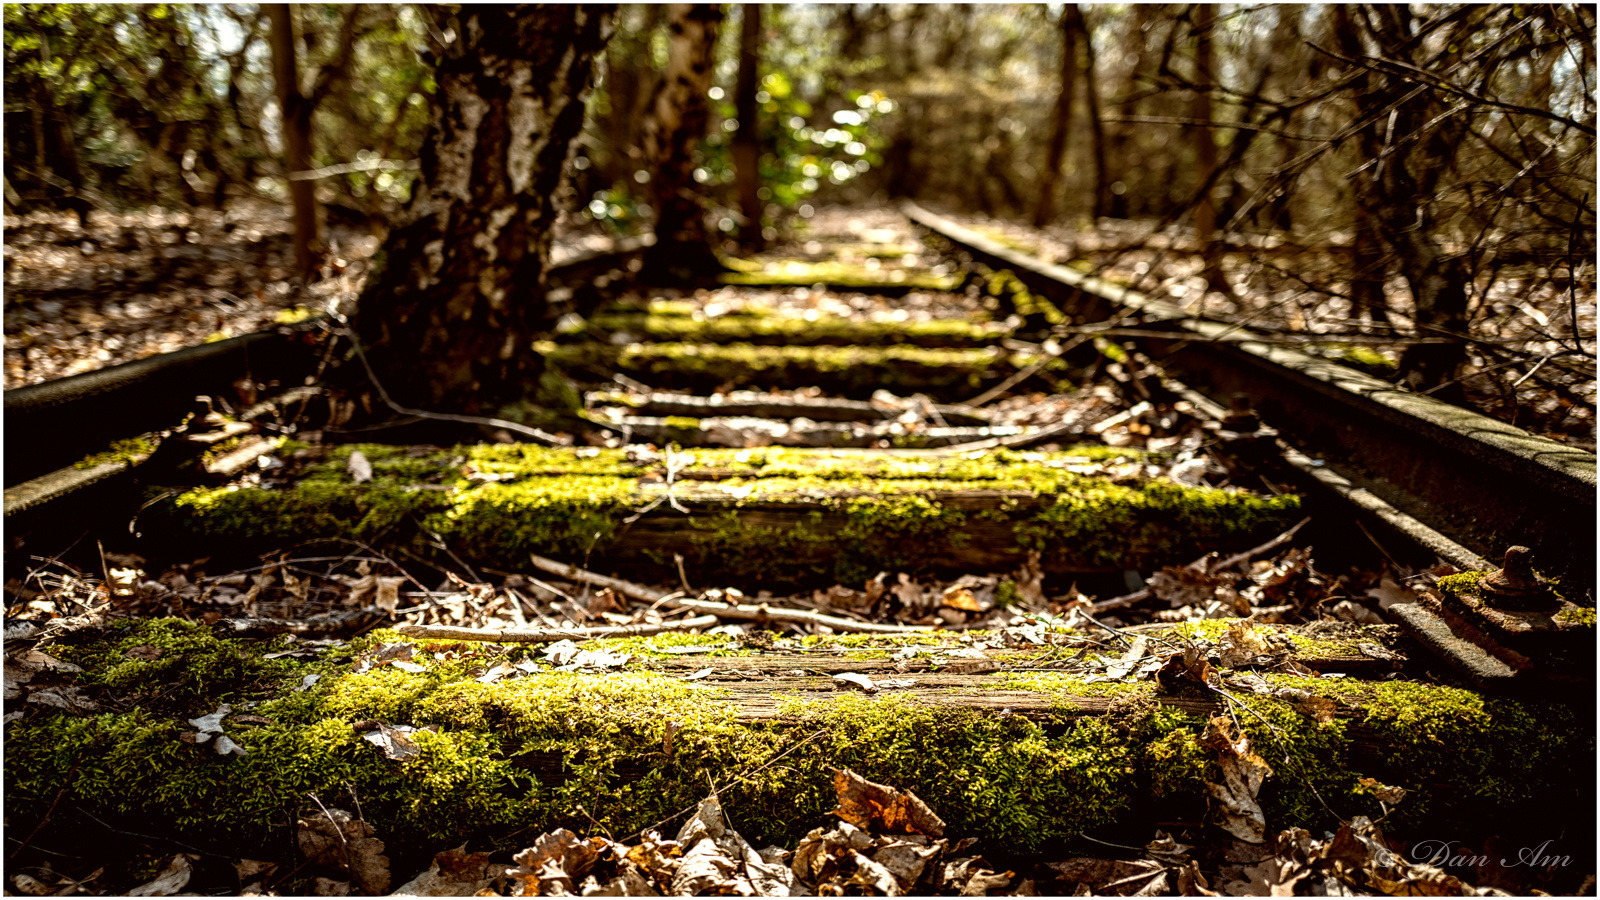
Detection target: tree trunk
<box><xmin>1071</xmin><ymin>5</ymin><xmax>1109</xmax><ymax>221</ymax></box>
<box><xmin>1190</xmin><ymin>4</ymin><xmax>1228</xmax><ymax>296</ymax></box>
<box><xmin>268</xmin><ymin>5</ymin><xmax>322</xmax><ymax>276</ymax></box>
<box><xmin>1348</xmin><ymin>4</ymin><xmax>1468</xmax><ymax>389</ymax></box>
<box><xmin>1033</xmin><ymin>7</ymin><xmax>1079</xmax><ymax>228</ymax></box>
<box><xmin>349</xmin><ymin>6</ymin><xmax>615</xmax><ymax>424</ymax></box>
<box><xmin>1330</xmin><ymin>6</ymin><xmax>1389</xmax><ymax>333</ymax></box>
<box><xmin>732</xmin><ymin>4</ymin><xmax>763</xmax><ymax>248</ymax></box>
<box><xmin>642</xmin><ymin>3</ymin><xmax>726</xmax><ymax>281</ymax></box>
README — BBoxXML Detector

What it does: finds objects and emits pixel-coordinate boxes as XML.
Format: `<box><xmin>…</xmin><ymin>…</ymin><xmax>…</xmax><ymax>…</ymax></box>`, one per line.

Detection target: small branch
<box><xmin>1211</xmin><ymin>517</ymin><xmax>1311</xmax><ymax>574</ymax></box>
<box><xmin>665</xmin><ymin>596</ymin><xmax>936</xmax><ymax>634</ymax></box>
<box><xmin>394</xmin><ymin>616</ymin><xmax>720</xmax><ymax>643</ymax></box>
<box><xmin>288</xmin><ymin>157</ymin><xmax>419</xmax><ymax>182</ymax></box>
<box><xmin>529</xmin><ymin>554</ymin><xmax>668</xmax><ymax>602</ymax></box>
<box><xmin>963</xmin><ymin>335</ymin><xmax>1089</xmax><ymax>407</ymax></box>
<box><xmin>342</xmin><ymin>328</ymin><xmax>568</xmax><ymax>446</ymax></box>
<box><xmin>529</xmin><ymin>554</ymin><xmax>935</xmax><ymax>635</ymax></box>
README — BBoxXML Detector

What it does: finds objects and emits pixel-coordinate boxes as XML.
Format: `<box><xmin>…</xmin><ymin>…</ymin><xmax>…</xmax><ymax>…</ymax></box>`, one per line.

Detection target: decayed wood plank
<box><xmin>586</xmin><ymin>390</ymin><xmax>994</xmax><ymax>426</ymax></box>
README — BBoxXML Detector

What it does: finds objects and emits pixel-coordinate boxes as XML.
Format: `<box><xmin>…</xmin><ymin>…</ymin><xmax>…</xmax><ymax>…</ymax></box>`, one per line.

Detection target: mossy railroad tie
<box><xmin>157</xmin><ymin>445</ymin><xmax>1302</xmax><ymax>588</ymax></box>
<box><xmin>535</xmin><ymin>340</ymin><xmax>1063</xmax><ymax>402</ymax></box>
<box><xmin>7</xmin><ymin>618</ymin><xmax>1588</xmax><ymax>863</ymax></box>
<box><xmin>578</xmin><ymin>308</ymin><xmax>1012</xmax><ymax>349</ymax></box>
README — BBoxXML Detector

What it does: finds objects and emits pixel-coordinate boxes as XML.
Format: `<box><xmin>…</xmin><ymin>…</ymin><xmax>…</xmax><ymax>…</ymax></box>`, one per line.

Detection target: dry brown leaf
<box><xmin>831</xmin><ymin>769</ymin><xmax>947</xmax><ymax>837</ymax></box>
<box><xmin>941</xmin><ymin>585</ymin><xmax>983</xmax><ymax>612</ymax></box>
<box><xmin>390</xmin><ymin>847</ymin><xmax>508</xmax><ymax>897</ymax></box>
<box><xmin>127</xmin><ymin>854</ymin><xmax>196</xmax><ymax>897</ymax></box>
<box><xmin>1202</xmin><ymin>716</ymin><xmax>1273</xmax><ymax>844</ymax></box>
<box><xmin>1149</xmin><ymin>564</ymin><xmax>1222</xmax><ymax>609</ymax></box>
<box><xmin>233</xmin><ymin>860</ymin><xmax>277</xmax><ymax>881</ymax></box>
<box><xmin>871</xmin><ymin>837</ymin><xmax>944</xmax><ymax>893</ymax></box>
<box><xmin>1224</xmin><ymin>858</ymin><xmax>1309</xmax><ymax>896</ymax></box>
<box><xmin>833</xmin><ymin>672</ymin><xmax>878</xmax><ymax>693</ymax></box>
<box><xmin>1013</xmin><ymin>549</ymin><xmax>1047</xmax><ymax>605</ymax></box>
<box><xmin>1217</xmin><ymin>619</ymin><xmax>1273</xmax><ymax>668</ymax></box>
<box><xmin>296</xmin><ymin>807</ymin><xmax>390</xmax><ymax>893</ymax></box>
<box><xmin>363</xmin><ymin>722</ymin><xmax>428</xmax><ymax>761</ymax></box>
<box><xmin>374</xmin><ymin>576</ymin><xmax>407</xmax><ymax>614</ymax></box>
<box><xmin>1358</xmin><ymin>777</ymin><xmax>1409</xmax><ymax>806</ymax></box>
<box><xmin>312</xmin><ymin>877</ymin><xmax>350</xmax><ymax>896</ymax></box>
<box><xmin>347</xmin><ymin>449</ymin><xmax>372</xmax><ymax>483</ymax></box>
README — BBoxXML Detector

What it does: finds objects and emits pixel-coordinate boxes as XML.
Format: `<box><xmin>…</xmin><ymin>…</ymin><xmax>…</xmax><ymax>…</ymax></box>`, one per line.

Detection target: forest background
<box><xmin>4</xmin><ymin>3</ymin><xmax>1595</xmax><ymax>443</ymax></box>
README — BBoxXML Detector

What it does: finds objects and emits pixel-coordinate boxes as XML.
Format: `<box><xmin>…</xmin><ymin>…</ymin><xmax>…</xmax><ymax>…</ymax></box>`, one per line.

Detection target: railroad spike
<box><xmin>1477</xmin><ymin>546</ymin><xmax>1558</xmax><ymax>611</ymax></box>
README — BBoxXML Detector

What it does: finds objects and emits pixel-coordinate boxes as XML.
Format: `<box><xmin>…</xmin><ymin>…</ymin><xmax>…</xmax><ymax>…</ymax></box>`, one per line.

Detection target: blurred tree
<box><xmin>642</xmin><ymin>3</ymin><xmax>725</xmax><ymax>280</ymax></box>
<box><xmin>732</xmin><ymin>3</ymin><xmax>763</xmax><ymax>247</ymax></box>
<box><xmin>1033</xmin><ymin>5</ymin><xmax>1078</xmax><ymax>228</ymax></box>
<box><xmin>269</xmin><ymin>4</ymin><xmax>361</xmax><ymax>275</ymax></box>
<box><xmin>350</xmin><ymin>5</ymin><xmax>614</xmax><ymax>425</ymax></box>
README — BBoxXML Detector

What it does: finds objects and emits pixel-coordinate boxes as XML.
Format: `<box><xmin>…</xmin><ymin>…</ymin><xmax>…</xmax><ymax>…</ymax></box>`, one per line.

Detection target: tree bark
<box><xmin>1345</xmin><ymin>4</ymin><xmax>1469</xmax><ymax>389</ymax></box>
<box><xmin>349</xmin><ymin>6</ymin><xmax>615</xmax><ymax>423</ymax></box>
<box><xmin>1189</xmin><ymin>4</ymin><xmax>1228</xmax><ymax>296</ymax></box>
<box><xmin>1072</xmin><ymin>5</ymin><xmax>1109</xmax><ymax>221</ymax></box>
<box><xmin>268</xmin><ymin>5</ymin><xmax>322</xmax><ymax>276</ymax></box>
<box><xmin>732</xmin><ymin>4</ymin><xmax>763</xmax><ymax>248</ymax></box>
<box><xmin>642</xmin><ymin>3</ymin><xmax>726</xmax><ymax>281</ymax></box>
<box><xmin>1033</xmin><ymin>6</ymin><xmax>1079</xmax><ymax>228</ymax></box>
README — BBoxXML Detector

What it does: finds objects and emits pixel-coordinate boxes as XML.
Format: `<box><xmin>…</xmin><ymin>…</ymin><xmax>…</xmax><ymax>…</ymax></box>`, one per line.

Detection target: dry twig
<box><xmin>394</xmin><ymin>615</ymin><xmax>721</xmax><ymax>643</ymax></box>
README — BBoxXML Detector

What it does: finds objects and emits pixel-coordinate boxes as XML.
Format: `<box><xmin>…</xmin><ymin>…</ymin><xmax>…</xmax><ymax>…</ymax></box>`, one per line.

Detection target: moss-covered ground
<box><xmin>533</xmin><ymin>340</ymin><xmax>1069</xmax><ymax>401</ymax></box>
<box><xmin>7</xmin><ymin>618</ymin><xmax>1587</xmax><ymax>866</ymax></box>
<box><xmin>150</xmin><ymin>445</ymin><xmax>1301</xmax><ymax>587</ymax></box>
<box><xmin>575</xmin><ymin>310</ymin><xmax>1008</xmax><ymax>349</ymax></box>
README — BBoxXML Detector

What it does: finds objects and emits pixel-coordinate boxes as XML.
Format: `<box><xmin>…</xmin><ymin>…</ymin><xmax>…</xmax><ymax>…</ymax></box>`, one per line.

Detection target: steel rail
<box><xmin>905</xmin><ymin>202</ymin><xmax>1595</xmax><ymax>597</ymax></box>
<box><xmin>3</xmin><ymin>235</ymin><xmax>657</xmax><ymax>490</ymax></box>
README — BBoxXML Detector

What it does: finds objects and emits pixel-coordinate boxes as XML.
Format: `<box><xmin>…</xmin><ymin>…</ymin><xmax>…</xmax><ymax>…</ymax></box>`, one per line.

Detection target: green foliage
<box><xmin>8</xmin><ymin>617</ymin><xmax>1589</xmax><ymax>863</ymax></box>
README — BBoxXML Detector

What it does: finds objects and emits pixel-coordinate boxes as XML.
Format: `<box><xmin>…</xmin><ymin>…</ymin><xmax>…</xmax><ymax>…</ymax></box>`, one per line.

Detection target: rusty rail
<box><xmin>905</xmin><ymin>202</ymin><xmax>1595</xmax><ymax>598</ymax></box>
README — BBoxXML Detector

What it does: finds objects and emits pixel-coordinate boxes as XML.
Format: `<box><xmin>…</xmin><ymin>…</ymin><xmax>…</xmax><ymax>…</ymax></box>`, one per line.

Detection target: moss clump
<box><xmin>1014</xmin><ymin>477</ymin><xmax>1302</xmax><ymax>569</ymax></box>
<box><xmin>75</xmin><ymin>436</ymin><xmax>158</xmax><ymax>470</ymax></box>
<box><xmin>1255</xmin><ymin>674</ymin><xmax>1590</xmax><ymax>833</ymax></box>
<box><xmin>582</xmin><ymin>311</ymin><xmax>1005</xmax><ymax>350</ymax></box>
<box><xmin>158</xmin><ymin>447</ymin><xmax>1300</xmax><ymax>588</ymax></box>
<box><xmin>8</xmin><ymin>618</ymin><xmax>1588</xmax><ymax>865</ymax></box>
<box><xmin>533</xmin><ymin>340</ymin><xmax>1066</xmax><ymax>402</ymax></box>
<box><xmin>1434</xmin><ymin>571</ymin><xmax>1489</xmax><ymax>601</ymax></box>
<box><xmin>1556</xmin><ymin>606</ymin><xmax>1596</xmax><ymax>626</ymax></box>
<box><xmin>718</xmin><ymin>261</ymin><xmax>959</xmax><ymax>293</ymax></box>
<box><xmin>1329</xmin><ymin>344</ymin><xmax>1397</xmax><ymax>375</ymax></box>
<box><xmin>975</xmin><ymin>266</ymin><xmax>1066</xmax><ymax>327</ymax></box>
<box><xmin>1001</xmin><ymin>672</ymin><xmax>1157</xmax><ymax>700</ymax></box>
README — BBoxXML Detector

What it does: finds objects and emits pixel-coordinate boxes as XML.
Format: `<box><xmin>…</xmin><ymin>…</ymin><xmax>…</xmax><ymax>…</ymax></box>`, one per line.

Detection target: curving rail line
<box><xmin>904</xmin><ymin>203</ymin><xmax>1595</xmax><ymax>599</ymax></box>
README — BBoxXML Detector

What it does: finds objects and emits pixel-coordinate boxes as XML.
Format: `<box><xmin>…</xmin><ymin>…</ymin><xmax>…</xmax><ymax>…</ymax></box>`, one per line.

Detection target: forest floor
<box><xmin>7</xmin><ymin>200</ymin><xmax>1593</xmax><ymax>448</ymax></box>
<box><xmin>4</xmin><ymin>199</ymin><xmax>1593</xmax><ymax>897</ymax></box>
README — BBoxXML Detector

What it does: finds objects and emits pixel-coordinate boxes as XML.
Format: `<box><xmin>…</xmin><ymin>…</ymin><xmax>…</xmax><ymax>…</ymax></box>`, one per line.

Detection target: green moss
<box><xmin>156</xmin><ymin>447</ymin><xmax>1299</xmax><ymax>587</ymax></box>
<box><xmin>798</xmin><ymin>632</ymin><xmax>975</xmax><ymax>650</ymax></box>
<box><xmin>582</xmin><ymin>311</ymin><xmax>1004</xmax><ymax>349</ymax></box>
<box><xmin>1556</xmin><ymin>606</ymin><xmax>1595</xmax><ymax>626</ymax></box>
<box><xmin>1013</xmin><ymin>477</ymin><xmax>1302</xmax><ymax>569</ymax></box>
<box><xmin>533</xmin><ymin>340</ymin><xmax>1066</xmax><ymax>401</ymax></box>
<box><xmin>1162</xmin><ymin>619</ymin><xmax>1378</xmax><ymax>660</ymax></box>
<box><xmin>977</xmin><ymin>267</ymin><xmax>1066</xmax><ymax>326</ymax></box>
<box><xmin>274</xmin><ymin>306</ymin><xmax>319</xmax><ymax>326</ymax></box>
<box><xmin>75</xmin><ymin>436</ymin><xmax>158</xmax><ymax>470</ymax></box>
<box><xmin>1001</xmin><ymin>672</ymin><xmax>1158</xmax><ymax>700</ymax></box>
<box><xmin>1253</xmin><ymin>674</ymin><xmax>1590</xmax><ymax>832</ymax></box>
<box><xmin>718</xmin><ymin>260</ymin><xmax>959</xmax><ymax>293</ymax></box>
<box><xmin>1433</xmin><ymin>571</ymin><xmax>1489</xmax><ymax>601</ymax></box>
<box><xmin>9</xmin><ymin>619</ymin><xmax>1587</xmax><ymax>864</ymax></box>
<box><xmin>584</xmin><ymin>632</ymin><xmax>752</xmax><ymax>658</ymax></box>
<box><xmin>1330</xmin><ymin>344</ymin><xmax>1397</xmax><ymax>374</ymax></box>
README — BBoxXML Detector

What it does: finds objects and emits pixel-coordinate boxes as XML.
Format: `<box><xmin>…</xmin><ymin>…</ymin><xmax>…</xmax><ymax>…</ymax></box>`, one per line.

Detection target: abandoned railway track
<box><xmin>9</xmin><ymin>211</ymin><xmax>1591</xmax><ymax>601</ymax></box>
<box><xmin>5</xmin><ymin>210</ymin><xmax>1594</xmax><ymax>889</ymax></box>
<box><xmin>903</xmin><ymin>203</ymin><xmax>1596</xmax><ymax>599</ymax></box>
